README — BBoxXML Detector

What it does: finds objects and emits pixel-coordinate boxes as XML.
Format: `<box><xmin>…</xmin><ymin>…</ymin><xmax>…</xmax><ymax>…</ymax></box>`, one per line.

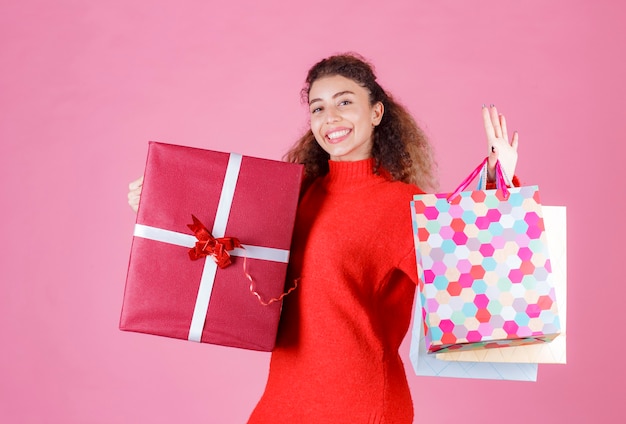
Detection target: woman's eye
<box><xmin>311</xmin><ymin>107</ymin><xmax>322</xmax><ymax>114</ymax></box>
<box><xmin>339</xmin><ymin>100</ymin><xmax>351</xmax><ymax>106</ymax></box>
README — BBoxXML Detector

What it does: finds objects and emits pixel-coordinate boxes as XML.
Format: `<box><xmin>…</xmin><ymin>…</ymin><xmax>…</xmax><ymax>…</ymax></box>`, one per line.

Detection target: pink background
<box><xmin>1</xmin><ymin>1</ymin><xmax>623</xmax><ymax>422</ymax></box>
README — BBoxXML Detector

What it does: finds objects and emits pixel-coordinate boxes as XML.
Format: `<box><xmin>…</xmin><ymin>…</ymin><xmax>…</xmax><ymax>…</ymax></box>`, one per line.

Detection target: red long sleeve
<box><xmin>248</xmin><ymin>159</ymin><xmax>421</xmax><ymax>424</ymax></box>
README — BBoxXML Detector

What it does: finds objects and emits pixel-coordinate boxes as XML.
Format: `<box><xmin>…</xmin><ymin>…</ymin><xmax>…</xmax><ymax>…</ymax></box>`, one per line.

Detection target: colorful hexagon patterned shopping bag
<box><xmin>411</xmin><ymin>184</ymin><xmax>561</xmax><ymax>354</ymax></box>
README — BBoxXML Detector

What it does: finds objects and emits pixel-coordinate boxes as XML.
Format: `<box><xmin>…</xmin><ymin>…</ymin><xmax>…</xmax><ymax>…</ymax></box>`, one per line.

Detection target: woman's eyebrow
<box><xmin>309</xmin><ymin>90</ymin><xmax>355</xmax><ymax>106</ymax></box>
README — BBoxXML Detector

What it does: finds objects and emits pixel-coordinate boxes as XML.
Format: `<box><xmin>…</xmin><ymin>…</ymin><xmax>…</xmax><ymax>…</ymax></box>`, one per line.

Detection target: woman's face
<box><xmin>308</xmin><ymin>75</ymin><xmax>383</xmax><ymax>162</ymax></box>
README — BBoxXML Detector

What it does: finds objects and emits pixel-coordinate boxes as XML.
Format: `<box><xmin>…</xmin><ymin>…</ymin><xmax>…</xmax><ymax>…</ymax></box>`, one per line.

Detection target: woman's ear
<box><xmin>372</xmin><ymin>101</ymin><xmax>384</xmax><ymax>126</ymax></box>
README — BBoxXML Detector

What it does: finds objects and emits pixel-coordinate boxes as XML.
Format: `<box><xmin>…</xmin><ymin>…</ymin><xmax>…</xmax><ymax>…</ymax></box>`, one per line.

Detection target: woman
<box><xmin>128</xmin><ymin>53</ymin><xmax>519</xmax><ymax>423</ymax></box>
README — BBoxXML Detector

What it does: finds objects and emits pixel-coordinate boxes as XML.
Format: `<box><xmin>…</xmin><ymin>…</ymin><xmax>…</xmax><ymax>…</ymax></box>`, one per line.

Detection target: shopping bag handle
<box><xmin>446</xmin><ymin>157</ymin><xmax>509</xmax><ymax>202</ymax></box>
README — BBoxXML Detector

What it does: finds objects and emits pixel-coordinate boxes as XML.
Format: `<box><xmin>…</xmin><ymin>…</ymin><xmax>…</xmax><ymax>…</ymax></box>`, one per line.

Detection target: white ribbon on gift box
<box><xmin>133</xmin><ymin>153</ymin><xmax>290</xmax><ymax>342</ymax></box>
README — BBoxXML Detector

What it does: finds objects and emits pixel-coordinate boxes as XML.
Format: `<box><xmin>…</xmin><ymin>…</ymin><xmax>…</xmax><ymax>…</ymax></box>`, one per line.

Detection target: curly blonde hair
<box><xmin>284</xmin><ymin>53</ymin><xmax>438</xmax><ymax>192</ymax></box>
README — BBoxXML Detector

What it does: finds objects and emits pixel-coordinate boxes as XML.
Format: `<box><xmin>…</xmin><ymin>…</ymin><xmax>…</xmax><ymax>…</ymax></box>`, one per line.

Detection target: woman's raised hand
<box><xmin>127</xmin><ymin>176</ymin><xmax>143</xmax><ymax>213</ymax></box>
<box><xmin>482</xmin><ymin>105</ymin><xmax>518</xmax><ymax>183</ymax></box>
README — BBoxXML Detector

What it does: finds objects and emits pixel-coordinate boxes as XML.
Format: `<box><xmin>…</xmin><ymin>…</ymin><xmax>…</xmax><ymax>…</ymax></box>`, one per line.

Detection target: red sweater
<box><xmin>248</xmin><ymin>158</ymin><xmax>422</xmax><ymax>424</ymax></box>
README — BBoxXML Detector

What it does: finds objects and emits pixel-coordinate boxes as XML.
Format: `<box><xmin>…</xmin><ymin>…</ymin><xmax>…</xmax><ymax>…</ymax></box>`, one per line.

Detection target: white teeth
<box><xmin>327</xmin><ymin>129</ymin><xmax>350</xmax><ymax>140</ymax></box>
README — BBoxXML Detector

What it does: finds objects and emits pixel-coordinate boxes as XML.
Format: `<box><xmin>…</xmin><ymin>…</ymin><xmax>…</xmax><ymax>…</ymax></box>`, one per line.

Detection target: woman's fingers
<box><xmin>511</xmin><ymin>131</ymin><xmax>519</xmax><ymax>152</ymax></box>
<box><xmin>482</xmin><ymin>105</ymin><xmax>495</xmax><ymax>141</ymax></box>
<box><xmin>129</xmin><ymin>175</ymin><xmax>144</xmax><ymax>190</ymax></box>
<box><xmin>128</xmin><ymin>176</ymin><xmax>143</xmax><ymax>213</ymax></box>
<box><xmin>482</xmin><ymin>104</ymin><xmax>505</xmax><ymax>147</ymax></box>
<box><xmin>489</xmin><ymin>105</ymin><xmax>502</xmax><ymax>139</ymax></box>
<box><xmin>499</xmin><ymin>113</ymin><xmax>509</xmax><ymax>142</ymax></box>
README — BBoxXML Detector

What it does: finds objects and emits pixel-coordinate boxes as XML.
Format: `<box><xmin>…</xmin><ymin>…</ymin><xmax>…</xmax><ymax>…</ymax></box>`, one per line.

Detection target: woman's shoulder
<box><xmin>385</xmin><ymin>178</ymin><xmax>425</xmax><ymax>199</ymax></box>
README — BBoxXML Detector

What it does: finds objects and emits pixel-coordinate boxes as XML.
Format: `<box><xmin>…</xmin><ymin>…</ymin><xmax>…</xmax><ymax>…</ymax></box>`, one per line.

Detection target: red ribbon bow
<box><xmin>187</xmin><ymin>214</ymin><xmax>242</xmax><ymax>268</ymax></box>
<box><xmin>187</xmin><ymin>214</ymin><xmax>298</xmax><ymax>306</ymax></box>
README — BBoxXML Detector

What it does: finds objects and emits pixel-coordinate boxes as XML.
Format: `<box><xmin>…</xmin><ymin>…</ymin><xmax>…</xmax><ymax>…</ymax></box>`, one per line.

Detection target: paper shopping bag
<box><xmin>408</xmin><ymin>287</ymin><xmax>538</xmax><ymax>381</ymax></box>
<box><xmin>436</xmin><ymin>205</ymin><xmax>567</xmax><ymax>363</ymax></box>
<box><xmin>410</xmin><ymin>158</ymin><xmax>561</xmax><ymax>354</ymax></box>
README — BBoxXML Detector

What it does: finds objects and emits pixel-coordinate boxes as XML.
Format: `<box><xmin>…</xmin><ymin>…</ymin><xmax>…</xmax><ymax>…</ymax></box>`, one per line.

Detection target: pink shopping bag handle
<box><xmin>446</xmin><ymin>157</ymin><xmax>509</xmax><ymax>202</ymax></box>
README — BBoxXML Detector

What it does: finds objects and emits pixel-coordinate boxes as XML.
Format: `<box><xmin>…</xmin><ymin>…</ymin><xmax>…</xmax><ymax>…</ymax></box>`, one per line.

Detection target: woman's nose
<box><xmin>325</xmin><ymin>107</ymin><xmax>340</xmax><ymax>123</ymax></box>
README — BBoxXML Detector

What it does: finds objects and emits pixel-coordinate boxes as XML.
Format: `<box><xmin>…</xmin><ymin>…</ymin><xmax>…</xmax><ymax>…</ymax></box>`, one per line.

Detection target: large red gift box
<box><xmin>120</xmin><ymin>141</ymin><xmax>303</xmax><ymax>351</ymax></box>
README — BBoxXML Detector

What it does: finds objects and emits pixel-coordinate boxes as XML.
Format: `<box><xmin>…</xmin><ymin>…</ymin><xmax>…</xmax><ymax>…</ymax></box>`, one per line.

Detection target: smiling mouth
<box><xmin>326</xmin><ymin>129</ymin><xmax>351</xmax><ymax>141</ymax></box>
